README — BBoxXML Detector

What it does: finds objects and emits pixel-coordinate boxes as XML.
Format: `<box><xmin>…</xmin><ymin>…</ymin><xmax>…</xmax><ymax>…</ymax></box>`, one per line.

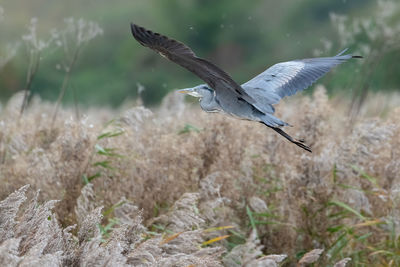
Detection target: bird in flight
<box><xmin>130</xmin><ymin>23</ymin><xmax>361</xmax><ymax>152</ymax></box>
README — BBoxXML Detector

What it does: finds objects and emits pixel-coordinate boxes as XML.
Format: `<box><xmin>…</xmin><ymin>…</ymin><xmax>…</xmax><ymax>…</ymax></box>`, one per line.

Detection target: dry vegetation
<box><xmin>1</xmin><ymin>87</ymin><xmax>400</xmax><ymax>266</ymax></box>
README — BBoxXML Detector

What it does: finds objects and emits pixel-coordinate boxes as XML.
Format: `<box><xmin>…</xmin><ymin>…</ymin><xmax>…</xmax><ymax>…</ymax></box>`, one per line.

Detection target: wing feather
<box><xmin>130</xmin><ymin>23</ymin><xmax>258</xmax><ymax>106</ymax></box>
<box><xmin>242</xmin><ymin>52</ymin><xmax>359</xmax><ymax>113</ymax></box>
<box><xmin>130</xmin><ymin>23</ymin><xmax>195</xmax><ymax>57</ymax></box>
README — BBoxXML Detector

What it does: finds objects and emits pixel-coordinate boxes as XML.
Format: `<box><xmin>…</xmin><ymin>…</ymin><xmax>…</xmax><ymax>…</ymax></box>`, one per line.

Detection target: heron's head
<box><xmin>177</xmin><ymin>84</ymin><xmax>212</xmax><ymax>98</ymax></box>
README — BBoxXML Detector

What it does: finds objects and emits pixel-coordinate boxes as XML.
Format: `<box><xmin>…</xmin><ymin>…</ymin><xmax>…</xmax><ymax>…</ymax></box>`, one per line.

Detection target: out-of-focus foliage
<box><xmin>0</xmin><ymin>0</ymin><xmax>399</xmax><ymax>107</ymax></box>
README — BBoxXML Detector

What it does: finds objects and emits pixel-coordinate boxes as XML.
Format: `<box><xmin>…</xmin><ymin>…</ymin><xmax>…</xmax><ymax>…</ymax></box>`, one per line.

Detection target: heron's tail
<box><xmin>261</xmin><ymin>122</ymin><xmax>312</xmax><ymax>152</ymax></box>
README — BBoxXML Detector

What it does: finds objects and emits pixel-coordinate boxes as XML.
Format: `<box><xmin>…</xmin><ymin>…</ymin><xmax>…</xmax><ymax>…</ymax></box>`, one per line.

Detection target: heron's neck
<box><xmin>200</xmin><ymin>93</ymin><xmax>220</xmax><ymax>112</ymax></box>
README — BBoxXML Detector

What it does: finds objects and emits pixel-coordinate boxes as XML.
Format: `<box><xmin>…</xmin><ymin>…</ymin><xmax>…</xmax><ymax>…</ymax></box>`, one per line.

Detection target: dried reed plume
<box><xmin>0</xmin><ymin>87</ymin><xmax>399</xmax><ymax>265</ymax></box>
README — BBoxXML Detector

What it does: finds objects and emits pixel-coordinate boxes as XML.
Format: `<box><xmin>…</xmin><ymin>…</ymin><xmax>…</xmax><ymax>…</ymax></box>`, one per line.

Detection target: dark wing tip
<box><xmin>130</xmin><ymin>23</ymin><xmax>150</xmax><ymax>46</ymax></box>
<box><xmin>130</xmin><ymin>22</ymin><xmax>136</xmax><ymax>34</ymax></box>
<box><xmin>335</xmin><ymin>48</ymin><xmax>363</xmax><ymax>59</ymax></box>
<box><xmin>130</xmin><ymin>23</ymin><xmax>141</xmax><ymax>37</ymax></box>
<box><xmin>130</xmin><ymin>23</ymin><xmax>195</xmax><ymax>57</ymax></box>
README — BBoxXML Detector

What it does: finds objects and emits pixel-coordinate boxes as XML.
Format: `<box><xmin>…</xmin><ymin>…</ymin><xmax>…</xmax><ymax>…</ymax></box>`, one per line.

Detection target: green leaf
<box><xmin>351</xmin><ymin>165</ymin><xmax>378</xmax><ymax>186</ymax></box>
<box><xmin>246</xmin><ymin>205</ymin><xmax>258</xmax><ymax>237</ymax></box>
<box><xmin>332</xmin><ymin>163</ymin><xmax>338</xmax><ymax>183</ymax></box>
<box><xmin>327</xmin><ymin>232</ymin><xmax>349</xmax><ymax>260</ymax></box>
<box><xmin>254</xmin><ymin>220</ymin><xmax>278</xmax><ymax>225</ymax></box>
<box><xmin>95</xmin><ymin>144</ymin><xmax>123</xmax><ymax>157</ymax></box>
<box><xmin>103</xmin><ymin>200</ymin><xmax>126</xmax><ymax>217</ymax></box>
<box><xmin>178</xmin><ymin>124</ymin><xmax>200</xmax><ymax>134</ymax></box>
<box><xmin>88</xmin><ymin>173</ymin><xmax>101</xmax><ymax>182</ymax></box>
<box><xmin>95</xmin><ymin>144</ymin><xmax>107</xmax><ymax>154</ymax></box>
<box><xmin>328</xmin><ymin>211</ymin><xmax>348</xmax><ymax>219</ymax></box>
<box><xmin>82</xmin><ymin>173</ymin><xmax>101</xmax><ymax>185</ymax></box>
<box><xmin>93</xmin><ymin>161</ymin><xmax>115</xmax><ymax>170</ymax></box>
<box><xmin>327</xmin><ymin>225</ymin><xmax>344</xmax><ymax>233</ymax></box>
<box><xmin>338</xmin><ymin>184</ymin><xmax>364</xmax><ymax>192</ymax></box>
<box><xmin>328</xmin><ymin>200</ymin><xmax>366</xmax><ymax>221</ymax></box>
<box><xmin>151</xmin><ymin>224</ymin><xmax>174</xmax><ymax>234</ymax></box>
<box><xmin>97</xmin><ymin>129</ymin><xmax>124</xmax><ymax>140</ymax></box>
<box><xmin>356</xmin><ymin>232</ymin><xmax>372</xmax><ymax>241</ymax></box>
<box><xmin>98</xmin><ymin>218</ymin><xmax>120</xmax><ymax>242</ymax></box>
<box><xmin>253</xmin><ymin>211</ymin><xmax>278</xmax><ymax>218</ymax></box>
<box><xmin>228</xmin><ymin>229</ymin><xmax>246</xmax><ymax>240</ymax></box>
<box><xmin>82</xmin><ymin>175</ymin><xmax>90</xmax><ymax>185</ymax></box>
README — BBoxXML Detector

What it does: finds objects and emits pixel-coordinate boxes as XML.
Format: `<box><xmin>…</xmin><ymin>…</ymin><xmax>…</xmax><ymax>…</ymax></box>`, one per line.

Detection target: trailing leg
<box><xmin>261</xmin><ymin>122</ymin><xmax>312</xmax><ymax>152</ymax></box>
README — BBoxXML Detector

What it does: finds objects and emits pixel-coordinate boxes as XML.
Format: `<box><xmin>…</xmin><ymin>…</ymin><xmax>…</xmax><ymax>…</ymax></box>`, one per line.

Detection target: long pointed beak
<box><xmin>177</xmin><ymin>87</ymin><xmax>202</xmax><ymax>97</ymax></box>
<box><xmin>177</xmin><ymin>88</ymin><xmax>193</xmax><ymax>94</ymax></box>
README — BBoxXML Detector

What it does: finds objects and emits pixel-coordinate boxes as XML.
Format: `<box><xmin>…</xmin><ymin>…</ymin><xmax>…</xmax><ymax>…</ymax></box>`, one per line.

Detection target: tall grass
<box><xmin>0</xmin><ymin>87</ymin><xmax>399</xmax><ymax>266</ymax></box>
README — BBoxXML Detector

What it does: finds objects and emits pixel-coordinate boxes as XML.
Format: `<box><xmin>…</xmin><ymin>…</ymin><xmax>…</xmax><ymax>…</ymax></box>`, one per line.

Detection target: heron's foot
<box><xmin>266</xmin><ymin>125</ymin><xmax>312</xmax><ymax>153</ymax></box>
<box><xmin>292</xmin><ymin>139</ymin><xmax>312</xmax><ymax>153</ymax></box>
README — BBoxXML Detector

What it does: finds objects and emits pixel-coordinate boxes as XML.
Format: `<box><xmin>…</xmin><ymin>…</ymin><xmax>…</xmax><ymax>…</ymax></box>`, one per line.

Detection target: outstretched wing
<box><xmin>130</xmin><ymin>23</ymin><xmax>257</xmax><ymax>105</ymax></box>
<box><xmin>242</xmin><ymin>50</ymin><xmax>361</xmax><ymax>113</ymax></box>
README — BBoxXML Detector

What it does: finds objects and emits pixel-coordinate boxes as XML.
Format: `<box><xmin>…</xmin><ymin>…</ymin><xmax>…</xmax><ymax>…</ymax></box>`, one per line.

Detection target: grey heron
<box><xmin>130</xmin><ymin>23</ymin><xmax>361</xmax><ymax>152</ymax></box>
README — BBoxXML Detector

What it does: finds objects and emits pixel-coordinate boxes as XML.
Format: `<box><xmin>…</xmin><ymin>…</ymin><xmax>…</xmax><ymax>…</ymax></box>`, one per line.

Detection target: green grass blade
<box><xmin>328</xmin><ymin>200</ymin><xmax>366</xmax><ymax>221</ymax></box>
<box><xmin>246</xmin><ymin>205</ymin><xmax>258</xmax><ymax>237</ymax></box>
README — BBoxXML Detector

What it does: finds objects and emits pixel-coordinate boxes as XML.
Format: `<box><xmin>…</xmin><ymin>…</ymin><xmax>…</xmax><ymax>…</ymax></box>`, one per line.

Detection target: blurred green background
<box><xmin>0</xmin><ymin>0</ymin><xmax>399</xmax><ymax>107</ymax></box>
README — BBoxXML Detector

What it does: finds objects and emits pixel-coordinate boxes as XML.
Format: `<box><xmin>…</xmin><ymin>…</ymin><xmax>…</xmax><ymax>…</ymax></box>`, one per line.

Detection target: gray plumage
<box><xmin>130</xmin><ymin>23</ymin><xmax>361</xmax><ymax>152</ymax></box>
